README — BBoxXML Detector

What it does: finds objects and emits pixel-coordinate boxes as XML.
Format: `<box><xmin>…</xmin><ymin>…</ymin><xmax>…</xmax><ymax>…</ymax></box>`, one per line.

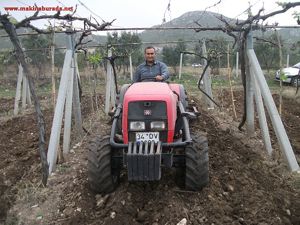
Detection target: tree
<box><xmin>22</xmin><ymin>34</ymin><xmax>51</xmax><ymax>78</ymax></box>
<box><xmin>87</xmin><ymin>51</ymin><xmax>103</xmax><ymax>111</ymax></box>
<box><xmin>0</xmin><ymin>50</ymin><xmax>16</xmax><ymax>77</ymax></box>
<box><xmin>206</xmin><ymin>37</ymin><xmax>228</xmax><ymax>69</ymax></box>
<box><xmin>0</xmin><ymin>11</ymin><xmax>114</xmax><ymax>185</ymax></box>
<box><xmin>162</xmin><ymin>46</ymin><xmax>177</xmax><ymax>73</ymax></box>
<box><xmin>88</xmin><ymin>52</ymin><xmax>102</xmax><ymax>69</ymax></box>
<box><xmin>107</xmin><ymin>31</ymin><xmax>142</xmax><ymax>76</ymax></box>
<box><xmin>193</xmin><ymin>42</ymin><xmax>202</xmax><ymax>64</ymax></box>
<box><xmin>175</xmin><ymin>39</ymin><xmax>186</xmax><ymax>55</ymax></box>
<box><xmin>54</xmin><ymin>49</ymin><xmax>65</xmax><ymax>69</ymax></box>
<box><xmin>288</xmin><ymin>40</ymin><xmax>300</xmax><ymax>65</ymax></box>
<box><xmin>254</xmin><ymin>34</ymin><xmax>284</xmax><ymax>73</ymax></box>
<box><xmin>162</xmin><ymin>40</ymin><xmax>186</xmax><ymax>75</ymax></box>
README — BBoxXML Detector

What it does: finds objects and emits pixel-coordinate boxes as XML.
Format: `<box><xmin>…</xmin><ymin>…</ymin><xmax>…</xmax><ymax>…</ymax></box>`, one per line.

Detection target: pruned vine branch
<box><xmin>0</xmin><ymin>10</ymin><xmax>114</xmax><ymax>185</ymax></box>
<box><xmin>194</xmin><ymin>1</ymin><xmax>300</xmax><ymax>130</ymax></box>
<box><xmin>253</xmin><ymin>36</ymin><xmax>279</xmax><ymax>47</ymax></box>
<box><xmin>15</xmin><ymin>10</ymin><xmax>115</xmax><ymax>32</ymax></box>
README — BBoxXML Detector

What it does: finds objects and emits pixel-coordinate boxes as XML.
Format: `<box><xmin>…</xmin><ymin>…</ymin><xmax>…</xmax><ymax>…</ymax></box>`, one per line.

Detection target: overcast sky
<box><xmin>0</xmin><ymin>0</ymin><xmax>299</xmax><ymax>30</ymax></box>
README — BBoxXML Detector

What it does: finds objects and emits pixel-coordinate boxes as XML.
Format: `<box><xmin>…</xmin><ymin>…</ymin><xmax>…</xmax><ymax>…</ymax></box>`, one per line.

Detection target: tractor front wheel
<box><xmin>88</xmin><ymin>136</ymin><xmax>120</xmax><ymax>194</ymax></box>
<box><xmin>185</xmin><ymin>134</ymin><xmax>209</xmax><ymax>191</ymax></box>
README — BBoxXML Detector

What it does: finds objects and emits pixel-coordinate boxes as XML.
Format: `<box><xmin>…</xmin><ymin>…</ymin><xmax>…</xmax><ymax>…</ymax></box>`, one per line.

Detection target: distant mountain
<box><xmin>0</xmin><ymin>28</ymin><xmax>107</xmax><ymax>50</ymax></box>
<box><xmin>139</xmin><ymin>11</ymin><xmax>234</xmax><ymax>43</ymax></box>
<box><xmin>277</xmin><ymin>28</ymin><xmax>300</xmax><ymax>43</ymax></box>
<box><xmin>53</xmin><ymin>33</ymin><xmax>107</xmax><ymax>48</ymax></box>
<box><xmin>0</xmin><ymin>11</ymin><xmax>299</xmax><ymax>51</ymax></box>
<box><xmin>139</xmin><ymin>11</ymin><xmax>300</xmax><ymax>46</ymax></box>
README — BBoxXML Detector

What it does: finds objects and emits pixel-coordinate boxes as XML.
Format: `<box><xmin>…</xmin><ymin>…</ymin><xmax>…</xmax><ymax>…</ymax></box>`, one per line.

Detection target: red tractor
<box><xmin>88</xmin><ymin>81</ymin><xmax>209</xmax><ymax>193</ymax></box>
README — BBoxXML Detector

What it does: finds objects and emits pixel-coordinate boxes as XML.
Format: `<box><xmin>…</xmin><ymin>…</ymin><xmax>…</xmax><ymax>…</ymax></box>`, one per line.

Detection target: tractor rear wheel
<box><xmin>185</xmin><ymin>134</ymin><xmax>209</xmax><ymax>190</ymax></box>
<box><xmin>88</xmin><ymin>136</ymin><xmax>120</xmax><ymax>194</ymax></box>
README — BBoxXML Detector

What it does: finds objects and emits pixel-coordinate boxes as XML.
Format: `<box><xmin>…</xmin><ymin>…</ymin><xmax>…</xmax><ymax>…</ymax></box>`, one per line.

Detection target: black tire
<box><xmin>116</xmin><ymin>84</ymin><xmax>130</xmax><ymax>134</ymax></box>
<box><xmin>292</xmin><ymin>76</ymin><xmax>300</xmax><ymax>87</ymax></box>
<box><xmin>117</xmin><ymin>84</ymin><xmax>131</xmax><ymax>106</ymax></box>
<box><xmin>185</xmin><ymin>134</ymin><xmax>209</xmax><ymax>191</ymax></box>
<box><xmin>88</xmin><ymin>136</ymin><xmax>120</xmax><ymax>194</ymax></box>
<box><xmin>179</xmin><ymin>84</ymin><xmax>188</xmax><ymax>110</ymax></box>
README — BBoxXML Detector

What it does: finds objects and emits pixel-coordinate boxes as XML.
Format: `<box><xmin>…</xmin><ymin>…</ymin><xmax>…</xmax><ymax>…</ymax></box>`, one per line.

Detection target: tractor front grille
<box><xmin>128</xmin><ymin>101</ymin><xmax>168</xmax><ymax>142</ymax></box>
<box><xmin>128</xmin><ymin>101</ymin><xmax>167</xmax><ymax>120</ymax></box>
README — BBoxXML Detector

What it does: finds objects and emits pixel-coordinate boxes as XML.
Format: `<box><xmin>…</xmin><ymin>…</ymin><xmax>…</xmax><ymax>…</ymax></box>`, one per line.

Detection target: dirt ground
<box><xmin>0</xmin><ymin>87</ymin><xmax>300</xmax><ymax>225</ymax></box>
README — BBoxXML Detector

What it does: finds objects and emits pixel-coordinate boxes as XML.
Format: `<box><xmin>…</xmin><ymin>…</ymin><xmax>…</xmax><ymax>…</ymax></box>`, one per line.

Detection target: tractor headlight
<box><xmin>129</xmin><ymin>121</ymin><xmax>145</xmax><ymax>131</ymax></box>
<box><xmin>150</xmin><ymin>121</ymin><xmax>166</xmax><ymax>130</ymax></box>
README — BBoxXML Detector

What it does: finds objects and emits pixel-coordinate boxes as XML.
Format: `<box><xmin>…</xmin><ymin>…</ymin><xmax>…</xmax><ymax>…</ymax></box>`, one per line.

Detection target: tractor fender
<box><xmin>115</xmin><ymin>84</ymin><xmax>131</xmax><ymax>134</ymax></box>
<box><xmin>169</xmin><ymin>84</ymin><xmax>188</xmax><ymax>109</ymax></box>
<box><xmin>116</xmin><ymin>83</ymin><xmax>131</xmax><ymax>106</ymax></box>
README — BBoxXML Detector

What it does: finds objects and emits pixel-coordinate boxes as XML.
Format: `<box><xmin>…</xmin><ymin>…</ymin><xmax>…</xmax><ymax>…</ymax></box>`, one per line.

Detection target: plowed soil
<box><xmin>0</xmin><ymin>88</ymin><xmax>299</xmax><ymax>225</ymax></box>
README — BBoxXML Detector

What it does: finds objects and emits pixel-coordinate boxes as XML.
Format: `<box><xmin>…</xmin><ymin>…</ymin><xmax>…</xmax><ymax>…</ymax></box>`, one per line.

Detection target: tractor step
<box><xmin>192</xmin><ymin>106</ymin><xmax>200</xmax><ymax>116</ymax></box>
<box><xmin>124</xmin><ymin>141</ymin><xmax>162</xmax><ymax>181</ymax></box>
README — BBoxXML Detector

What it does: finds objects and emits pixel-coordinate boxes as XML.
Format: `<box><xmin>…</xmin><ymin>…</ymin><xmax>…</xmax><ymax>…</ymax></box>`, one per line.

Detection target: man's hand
<box><xmin>155</xmin><ymin>75</ymin><xmax>164</xmax><ymax>81</ymax></box>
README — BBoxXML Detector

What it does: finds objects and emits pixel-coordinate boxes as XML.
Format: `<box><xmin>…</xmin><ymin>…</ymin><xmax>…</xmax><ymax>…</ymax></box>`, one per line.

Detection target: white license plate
<box><xmin>135</xmin><ymin>132</ymin><xmax>159</xmax><ymax>142</ymax></box>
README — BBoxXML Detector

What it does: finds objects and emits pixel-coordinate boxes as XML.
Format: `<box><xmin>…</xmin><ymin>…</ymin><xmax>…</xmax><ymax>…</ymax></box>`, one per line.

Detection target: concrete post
<box><xmin>105</xmin><ymin>49</ymin><xmax>112</xmax><ymax>114</ymax></box>
<box><xmin>248</xmin><ymin>49</ymin><xmax>299</xmax><ymax>171</ymax></box>
<box><xmin>110</xmin><ymin>65</ymin><xmax>116</xmax><ymax>107</ymax></box>
<box><xmin>51</xmin><ymin>29</ymin><xmax>56</xmax><ymax>106</ymax></box>
<box><xmin>47</xmin><ymin>32</ymin><xmax>74</xmax><ymax>173</ymax></box>
<box><xmin>129</xmin><ymin>54</ymin><xmax>133</xmax><ymax>81</ymax></box>
<box><xmin>246</xmin><ymin>32</ymin><xmax>255</xmax><ymax>136</ymax></box>
<box><xmin>179</xmin><ymin>53</ymin><xmax>183</xmax><ymax>79</ymax></box>
<box><xmin>26</xmin><ymin>78</ymin><xmax>31</xmax><ymax>106</ymax></box>
<box><xmin>63</xmin><ymin>57</ymin><xmax>74</xmax><ymax>154</ymax></box>
<box><xmin>47</xmin><ymin>50</ymin><xmax>72</xmax><ymax>173</ymax></box>
<box><xmin>227</xmin><ymin>44</ymin><xmax>237</xmax><ymax>119</ymax></box>
<box><xmin>14</xmin><ymin>64</ymin><xmax>23</xmax><ymax>115</ymax></box>
<box><xmin>72</xmin><ymin>54</ymin><xmax>83</xmax><ymax>137</ymax></box>
<box><xmin>236</xmin><ymin>52</ymin><xmax>239</xmax><ymax>78</ymax></box>
<box><xmin>22</xmin><ymin>73</ymin><xmax>27</xmax><ymax>109</ymax></box>
<box><xmin>251</xmin><ymin>69</ymin><xmax>273</xmax><ymax>156</ymax></box>
<box><xmin>202</xmin><ymin>41</ymin><xmax>214</xmax><ymax>109</ymax></box>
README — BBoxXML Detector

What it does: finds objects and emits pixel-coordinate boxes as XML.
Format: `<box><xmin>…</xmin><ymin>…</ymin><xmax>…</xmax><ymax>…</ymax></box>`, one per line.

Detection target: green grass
<box><xmin>36</xmin><ymin>82</ymin><xmax>53</xmax><ymax>96</ymax></box>
<box><xmin>0</xmin><ymin>86</ymin><xmax>16</xmax><ymax>98</ymax></box>
<box><xmin>0</xmin><ymin>69</ymin><xmax>282</xmax><ymax>99</ymax></box>
<box><xmin>0</xmin><ymin>81</ymin><xmax>55</xmax><ymax>99</ymax></box>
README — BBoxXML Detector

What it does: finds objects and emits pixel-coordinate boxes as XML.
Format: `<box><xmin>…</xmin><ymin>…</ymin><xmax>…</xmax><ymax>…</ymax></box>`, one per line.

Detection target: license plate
<box><xmin>135</xmin><ymin>132</ymin><xmax>159</xmax><ymax>142</ymax></box>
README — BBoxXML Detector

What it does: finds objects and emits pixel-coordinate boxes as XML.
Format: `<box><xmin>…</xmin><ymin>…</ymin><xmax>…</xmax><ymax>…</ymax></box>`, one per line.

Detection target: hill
<box><xmin>0</xmin><ymin>11</ymin><xmax>299</xmax><ymax>50</ymax></box>
<box><xmin>0</xmin><ymin>28</ymin><xmax>107</xmax><ymax>50</ymax></box>
<box><xmin>139</xmin><ymin>11</ymin><xmax>233</xmax><ymax>43</ymax></box>
<box><xmin>139</xmin><ymin>10</ymin><xmax>300</xmax><ymax>44</ymax></box>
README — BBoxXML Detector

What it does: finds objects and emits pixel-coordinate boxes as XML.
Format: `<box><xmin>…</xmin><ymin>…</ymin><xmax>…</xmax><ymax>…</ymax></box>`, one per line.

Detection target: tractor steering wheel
<box><xmin>140</xmin><ymin>77</ymin><xmax>163</xmax><ymax>82</ymax></box>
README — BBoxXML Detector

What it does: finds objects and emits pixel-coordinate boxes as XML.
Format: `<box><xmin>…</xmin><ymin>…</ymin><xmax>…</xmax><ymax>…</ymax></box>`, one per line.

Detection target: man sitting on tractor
<box><xmin>133</xmin><ymin>46</ymin><xmax>169</xmax><ymax>82</ymax></box>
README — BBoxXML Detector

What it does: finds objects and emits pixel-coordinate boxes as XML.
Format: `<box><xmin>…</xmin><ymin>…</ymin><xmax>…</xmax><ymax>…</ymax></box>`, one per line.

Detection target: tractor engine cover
<box><xmin>122</xmin><ymin>82</ymin><xmax>178</xmax><ymax>144</ymax></box>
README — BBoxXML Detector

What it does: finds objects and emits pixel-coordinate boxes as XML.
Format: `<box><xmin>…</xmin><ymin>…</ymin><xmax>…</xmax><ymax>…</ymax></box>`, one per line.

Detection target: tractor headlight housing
<box><xmin>150</xmin><ymin>121</ymin><xmax>166</xmax><ymax>131</ymax></box>
<box><xmin>129</xmin><ymin>121</ymin><xmax>145</xmax><ymax>131</ymax></box>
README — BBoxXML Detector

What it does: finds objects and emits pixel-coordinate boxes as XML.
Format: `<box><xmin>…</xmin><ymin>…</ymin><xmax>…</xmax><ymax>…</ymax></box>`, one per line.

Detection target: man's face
<box><xmin>145</xmin><ymin>48</ymin><xmax>156</xmax><ymax>63</ymax></box>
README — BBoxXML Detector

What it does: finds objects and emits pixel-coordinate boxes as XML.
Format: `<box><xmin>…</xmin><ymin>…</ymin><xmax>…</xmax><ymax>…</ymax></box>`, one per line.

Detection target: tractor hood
<box><xmin>125</xmin><ymin>82</ymin><xmax>174</xmax><ymax>96</ymax></box>
<box><xmin>122</xmin><ymin>82</ymin><xmax>178</xmax><ymax>144</ymax></box>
